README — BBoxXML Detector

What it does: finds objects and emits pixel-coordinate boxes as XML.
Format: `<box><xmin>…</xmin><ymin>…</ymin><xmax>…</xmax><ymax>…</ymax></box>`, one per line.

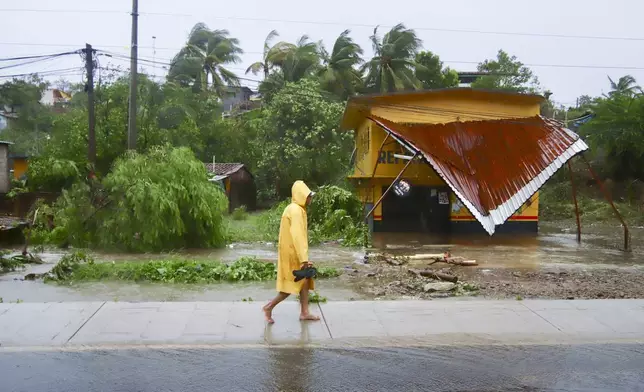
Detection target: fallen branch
<box><xmin>409</xmin><ymin>269</ymin><xmax>459</xmax><ymax>283</ymax></box>
<box><xmin>408</xmin><ymin>252</ymin><xmax>478</xmax><ymax>266</ymax></box>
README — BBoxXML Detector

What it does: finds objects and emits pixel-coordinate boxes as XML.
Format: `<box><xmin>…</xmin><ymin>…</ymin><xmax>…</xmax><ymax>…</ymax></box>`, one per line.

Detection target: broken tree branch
<box><xmin>409</xmin><ymin>269</ymin><xmax>459</xmax><ymax>283</ymax></box>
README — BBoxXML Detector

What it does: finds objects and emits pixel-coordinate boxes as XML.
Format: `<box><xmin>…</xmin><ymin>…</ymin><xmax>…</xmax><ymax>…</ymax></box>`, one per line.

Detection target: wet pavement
<box><xmin>2</xmin><ymin>343</ymin><xmax>643</xmax><ymax>391</ymax></box>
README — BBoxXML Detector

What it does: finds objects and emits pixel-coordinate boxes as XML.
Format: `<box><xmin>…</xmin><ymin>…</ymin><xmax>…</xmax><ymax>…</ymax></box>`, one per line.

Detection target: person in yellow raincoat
<box><xmin>262</xmin><ymin>180</ymin><xmax>319</xmax><ymax>324</ymax></box>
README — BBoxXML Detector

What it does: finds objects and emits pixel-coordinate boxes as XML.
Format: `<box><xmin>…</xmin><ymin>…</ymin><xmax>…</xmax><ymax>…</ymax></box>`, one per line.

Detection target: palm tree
<box><xmin>279</xmin><ymin>35</ymin><xmax>320</xmax><ymax>83</ymax></box>
<box><xmin>245</xmin><ymin>30</ymin><xmax>292</xmax><ymax>78</ymax></box>
<box><xmin>317</xmin><ymin>30</ymin><xmax>364</xmax><ymax>98</ymax></box>
<box><xmin>168</xmin><ymin>23</ymin><xmax>243</xmax><ymax>97</ymax></box>
<box><xmin>607</xmin><ymin>75</ymin><xmax>642</xmax><ymax>97</ymax></box>
<box><xmin>362</xmin><ymin>23</ymin><xmax>422</xmax><ymax>93</ymax></box>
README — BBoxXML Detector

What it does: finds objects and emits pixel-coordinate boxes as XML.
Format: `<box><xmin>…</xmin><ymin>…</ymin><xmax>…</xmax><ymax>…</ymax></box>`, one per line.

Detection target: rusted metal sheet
<box><xmin>369</xmin><ymin>115</ymin><xmax>589</xmax><ymax>235</ymax></box>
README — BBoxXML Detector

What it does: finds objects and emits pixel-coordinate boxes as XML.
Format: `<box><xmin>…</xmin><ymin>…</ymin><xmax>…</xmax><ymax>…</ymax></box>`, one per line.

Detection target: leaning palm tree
<box><xmin>245</xmin><ymin>30</ymin><xmax>292</xmax><ymax>78</ymax></box>
<box><xmin>317</xmin><ymin>30</ymin><xmax>364</xmax><ymax>98</ymax></box>
<box><xmin>168</xmin><ymin>23</ymin><xmax>243</xmax><ymax>97</ymax></box>
<box><xmin>607</xmin><ymin>75</ymin><xmax>642</xmax><ymax>97</ymax></box>
<box><xmin>362</xmin><ymin>24</ymin><xmax>423</xmax><ymax>93</ymax></box>
<box><xmin>279</xmin><ymin>35</ymin><xmax>321</xmax><ymax>83</ymax></box>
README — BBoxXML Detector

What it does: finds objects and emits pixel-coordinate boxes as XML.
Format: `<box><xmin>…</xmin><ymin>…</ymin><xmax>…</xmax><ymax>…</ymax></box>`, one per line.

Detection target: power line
<box><xmin>1</xmin><ymin>8</ymin><xmax>644</xmax><ymax>42</ymax></box>
<box><xmin>0</xmin><ymin>51</ymin><xmax>80</xmax><ymax>62</ymax></box>
<box><xmin>0</xmin><ymin>67</ymin><xmax>84</xmax><ymax>79</ymax></box>
<box><xmin>0</xmin><ymin>51</ymin><xmax>81</xmax><ymax>71</ymax></box>
<box><xmin>2</xmin><ymin>42</ymin><xmax>643</xmax><ymax>72</ymax></box>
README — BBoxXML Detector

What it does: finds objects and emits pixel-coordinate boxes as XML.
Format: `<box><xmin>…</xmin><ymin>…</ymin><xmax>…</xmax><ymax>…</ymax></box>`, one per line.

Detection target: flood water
<box><xmin>1</xmin><ymin>222</ymin><xmax>642</xmax><ymax>303</ymax></box>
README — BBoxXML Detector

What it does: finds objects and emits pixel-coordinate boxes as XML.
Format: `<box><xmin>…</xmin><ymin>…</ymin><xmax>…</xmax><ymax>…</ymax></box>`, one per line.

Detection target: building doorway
<box><xmin>379</xmin><ymin>185</ymin><xmax>451</xmax><ymax>233</ymax></box>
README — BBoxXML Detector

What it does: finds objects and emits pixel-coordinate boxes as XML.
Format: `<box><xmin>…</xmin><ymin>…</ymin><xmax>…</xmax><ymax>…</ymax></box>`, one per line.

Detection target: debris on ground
<box><xmin>341</xmin><ymin>251</ymin><xmax>644</xmax><ymax>300</ymax></box>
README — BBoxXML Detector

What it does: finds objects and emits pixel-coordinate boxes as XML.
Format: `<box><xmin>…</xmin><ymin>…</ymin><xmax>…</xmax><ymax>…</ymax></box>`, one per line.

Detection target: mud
<box><xmin>348</xmin><ymin>257</ymin><xmax>644</xmax><ymax>300</ymax></box>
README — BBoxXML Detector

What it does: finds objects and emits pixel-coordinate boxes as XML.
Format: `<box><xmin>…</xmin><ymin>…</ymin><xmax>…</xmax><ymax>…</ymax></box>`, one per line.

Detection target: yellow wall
<box><xmin>13</xmin><ymin>158</ymin><xmax>28</xmax><ymax>179</ymax></box>
<box><xmin>348</xmin><ymin>90</ymin><xmax>542</xmax><ymax>224</ymax></box>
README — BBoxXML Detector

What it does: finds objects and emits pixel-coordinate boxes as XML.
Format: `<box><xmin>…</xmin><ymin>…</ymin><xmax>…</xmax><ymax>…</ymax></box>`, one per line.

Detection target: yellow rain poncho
<box><xmin>276</xmin><ymin>181</ymin><xmax>315</xmax><ymax>295</ymax></box>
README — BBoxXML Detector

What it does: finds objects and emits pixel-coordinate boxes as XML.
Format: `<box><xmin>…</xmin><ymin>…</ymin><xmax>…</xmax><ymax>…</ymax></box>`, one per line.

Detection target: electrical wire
<box><xmin>1</xmin><ymin>8</ymin><xmax>643</xmax><ymax>42</ymax></box>
<box><xmin>2</xmin><ymin>43</ymin><xmax>641</xmax><ymax>71</ymax></box>
<box><xmin>0</xmin><ymin>51</ymin><xmax>80</xmax><ymax>62</ymax></box>
<box><xmin>0</xmin><ymin>50</ymin><xmax>81</xmax><ymax>70</ymax></box>
<box><xmin>0</xmin><ymin>67</ymin><xmax>84</xmax><ymax>79</ymax></box>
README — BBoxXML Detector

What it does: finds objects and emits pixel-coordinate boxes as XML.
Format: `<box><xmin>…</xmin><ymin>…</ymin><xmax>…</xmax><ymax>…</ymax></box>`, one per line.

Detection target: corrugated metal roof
<box><xmin>204</xmin><ymin>163</ymin><xmax>245</xmax><ymax>176</ymax></box>
<box><xmin>370</xmin><ymin>115</ymin><xmax>589</xmax><ymax>235</ymax></box>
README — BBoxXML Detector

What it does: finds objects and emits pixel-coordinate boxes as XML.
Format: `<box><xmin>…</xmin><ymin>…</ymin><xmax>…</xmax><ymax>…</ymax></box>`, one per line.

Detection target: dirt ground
<box><xmin>344</xmin><ymin>253</ymin><xmax>644</xmax><ymax>300</ymax></box>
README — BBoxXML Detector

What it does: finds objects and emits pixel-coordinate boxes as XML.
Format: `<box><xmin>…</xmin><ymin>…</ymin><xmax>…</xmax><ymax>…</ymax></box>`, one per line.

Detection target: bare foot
<box><xmin>299</xmin><ymin>313</ymin><xmax>320</xmax><ymax>321</ymax></box>
<box><xmin>263</xmin><ymin>304</ymin><xmax>275</xmax><ymax>324</ymax></box>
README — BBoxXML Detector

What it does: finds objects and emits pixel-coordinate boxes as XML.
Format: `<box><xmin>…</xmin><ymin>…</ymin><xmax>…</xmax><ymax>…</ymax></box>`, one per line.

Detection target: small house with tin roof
<box><xmin>204</xmin><ymin>162</ymin><xmax>256</xmax><ymax>213</ymax></box>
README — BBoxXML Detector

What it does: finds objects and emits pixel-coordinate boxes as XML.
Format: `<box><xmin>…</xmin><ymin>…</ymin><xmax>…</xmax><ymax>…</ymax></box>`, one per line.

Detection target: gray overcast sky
<box><xmin>1</xmin><ymin>0</ymin><xmax>643</xmax><ymax>105</ymax></box>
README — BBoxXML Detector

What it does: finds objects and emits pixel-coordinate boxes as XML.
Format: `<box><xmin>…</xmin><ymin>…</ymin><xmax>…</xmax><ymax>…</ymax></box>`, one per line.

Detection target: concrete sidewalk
<box><xmin>1</xmin><ymin>299</ymin><xmax>644</xmax><ymax>348</ymax></box>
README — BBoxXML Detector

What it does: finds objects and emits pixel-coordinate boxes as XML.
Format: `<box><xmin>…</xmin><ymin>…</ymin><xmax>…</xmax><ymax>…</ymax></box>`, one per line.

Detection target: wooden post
<box><xmin>581</xmin><ymin>155</ymin><xmax>630</xmax><ymax>251</ymax></box>
<box><xmin>568</xmin><ymin>161</ymin><xmax>581</xmax><ymax>243</ymax></box>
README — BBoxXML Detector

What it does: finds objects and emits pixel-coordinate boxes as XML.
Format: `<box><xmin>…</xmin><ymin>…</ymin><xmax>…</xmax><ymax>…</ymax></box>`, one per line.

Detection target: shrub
<box><xmin>45</xmin><ymin>146</ymin><xmax>229</xmax><ymax>252</ymax></box>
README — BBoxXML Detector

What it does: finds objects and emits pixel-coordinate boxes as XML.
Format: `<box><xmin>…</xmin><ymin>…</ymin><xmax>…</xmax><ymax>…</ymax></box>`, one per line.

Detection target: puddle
<box><xmin>1</xmin><ymin>223</ymin><xmax>641</xmax><ymax>303</ymax></box>
<box><xmin>371</xmin><ymin>223</ymin><xmax>643</xmax><ymax>269</ymax></box>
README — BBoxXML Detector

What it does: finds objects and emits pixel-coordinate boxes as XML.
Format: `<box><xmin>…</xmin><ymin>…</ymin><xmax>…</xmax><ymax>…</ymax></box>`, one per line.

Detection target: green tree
<box><xmin>168</xmin><ymin>23</ymin><xmax>243</xmax><ymax>96</ymax></box>
<box><xmin>0</xmin><ymin>76</ymin><xmax>53</xmax><ymax>155</ymax></box>
<box><xmin>581</xmin><ymin>90</ymin><xmax>644</xmax><ymax>180</ymax></box>
<box><xmin>471</xmin><ymin>49</ymin><xmax>539</xmax><ymax>93</ymax></box>
<box><xmin>279</xmin><ymin>35</ymin><xmax>321</xmax><ymax>83</ymax></box>
<box><xmin>245</xmin><ymin>30</ymin><xmax>291</xmax><ymax>78</ymax></box>
<box><xmin>607</xmin><ymin>75</ymin><xmax>642</xmax><ymax>97</ymax></box>
<box><xmin>414</xmin><ymin>51</ymin><xmax>459</xmax><ymax>89</ymax></box>
<box><xmin>317</xmin><ymin>30</ymin><xmax>364</xmax><ymax>98</ymax></box>
<box><xmin>53</xmin><ymin>146</ymin><xmax>228</xmax><ymax>251</ymax></box>
<box><xmin>362</xmin><ymin>23</ymin><xmax>422</xmax><ymax>93</ymax></box>
<box><xmin>252</xmin><ymin>79</ymin><xmax>353</xmax><ymax>200</ymax></box>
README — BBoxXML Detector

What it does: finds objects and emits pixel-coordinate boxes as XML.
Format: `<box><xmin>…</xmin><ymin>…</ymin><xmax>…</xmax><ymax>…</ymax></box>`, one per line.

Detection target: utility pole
<box><xmin>85</xmin><ymin>44</ymin><xmax>96</xmax><ymax>169</ymax></box>
<box><xmin>152</xmin><ymin>36</ymin><xmax>157</xmax><ymax>80</ymax></box>
<box><xmin>127</xmin><ymin>0</ymin><xmax>139</xmax><ymax>150</ymax></box>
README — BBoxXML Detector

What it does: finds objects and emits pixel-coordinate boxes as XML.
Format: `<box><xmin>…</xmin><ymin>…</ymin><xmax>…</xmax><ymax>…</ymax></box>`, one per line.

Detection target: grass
<box><xmin>225</xmin><ymin>211</ymin><xmax>275</xmax><ymax>244</ymax></box>
<box><xmin>539</xmin><ymin>182</ymin><xmax>644</xmax><ymax>226</ymax></box>
<box><xmin>45</xmin><ymin>252</ymin><xmax>341</xmax><ymax>284</ymax></box>
<box><xmin>231</xmin><ymin>206</ymin><xmax>249</xmax><ymax>221</ymax></box>
<box><xmin>297</xmin><ymin>291</ymin><xmax>328</xmax><ymax>303</ymax></box>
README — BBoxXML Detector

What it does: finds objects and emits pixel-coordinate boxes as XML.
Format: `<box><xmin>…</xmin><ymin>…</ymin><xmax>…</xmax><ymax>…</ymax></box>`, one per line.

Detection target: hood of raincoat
<box><xmin>291</xmin><ymin>181</ymin><xmax>312</xmax><ymax>208</ymax></box>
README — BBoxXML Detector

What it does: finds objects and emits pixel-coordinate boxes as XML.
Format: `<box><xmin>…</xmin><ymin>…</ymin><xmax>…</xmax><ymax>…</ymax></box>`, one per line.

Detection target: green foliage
<box><xmin>6</xmin><ymin>178</ymin><xmax>28</xmax><ymax>199</ymax></box>
<box><xmin>607</xmin><ymin>75</ymin><xmax>642</xmax><ymax>98</ymax></box>
<box><xmin>27</xmin><ymin>157</ymin><xmax>82</xmax><ymax>192</ymax></box>
<box><xmin>0</xmin><ymin>251</ymin><xmax>44</xmax><ymax>274</ymax></box>
<box><xmin>0</xmin><ymin>76</ymin><xmax>54</xmax><ymax>155</ymax></box>
<box><xmin>298</xmin><ymin>291</ymin><xmax>327</xmax><ymax>303</ymax></box>
<box><xmin>99</xmin><ymin>146</ymin><xmax>228</xmax><ymax>251</ymax></box>
<box><xmin>45</xmin><ymin>256</ymin><xmax>340</xmax><ymax>284</ymax></box>
<box><xmin>231</xmin><ymin>205</ymin><xmax>249</xmax><ymax>221</ymax></box>
<box><xmin>307</xmin><ymin>185</ymin><xmax>369</xmax><ymax>246</ymax></box>
<box><xmin>1</xmin><ymin>251</ymin><xmax>24</xmax><ymax>273</ymax></box>
<box><xmin>317</xmin><ymin>30</ymin><xmax>364</xmax><ymax>98</ymax></box>
<box><xmin>46</xmin><ymin>251</ymin><xmax>94</xmax><ymax>282</ymax></box>
<box><xmin>252</xmin><ymin>79</ymin><xmax>352</xmax><ymax>200</ymax></box>
<box><xmin>414</xmin><ymin>51</ymin><xmax>459</xmax><ymax>89</ymax></box>
<box><xmin>45</xmin><ymin>146</ymin><xmax>229</xmax><ymax>252</ymax></box>
<box><xmin>581</xmin><ymin>88</ymin><xmax>644</xmax><ymax>180</ymax></box>
<box><xmin>168</xmin><ymin>23</ymin><xmax>243</xmax><ymax>96</ymax></box>
<box><xmin>471</xmin><ymin>49</ymin><xmax>539</xmax><ymax>93</ymax></box>
<box><xmin>539</xmin><ymin>182</ymin><xmax>644</xmax><ymax>226</ymax></box>
<box><xmin>362</xmin><ymin>24</ymin><xmax>422</xmax><ymax>93</ymax></box>
<box><xmin>244</xmin><ymin>186</ymin><xmax>368</xmax><ymax>247</ymax></box>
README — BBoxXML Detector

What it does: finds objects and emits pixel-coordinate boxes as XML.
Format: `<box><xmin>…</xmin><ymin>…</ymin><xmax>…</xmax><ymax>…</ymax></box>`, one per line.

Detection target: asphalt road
<box><xmin>2</xmin><ymin>343</ymin><xmax>643</xmax><ymax>391</ymax></box>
